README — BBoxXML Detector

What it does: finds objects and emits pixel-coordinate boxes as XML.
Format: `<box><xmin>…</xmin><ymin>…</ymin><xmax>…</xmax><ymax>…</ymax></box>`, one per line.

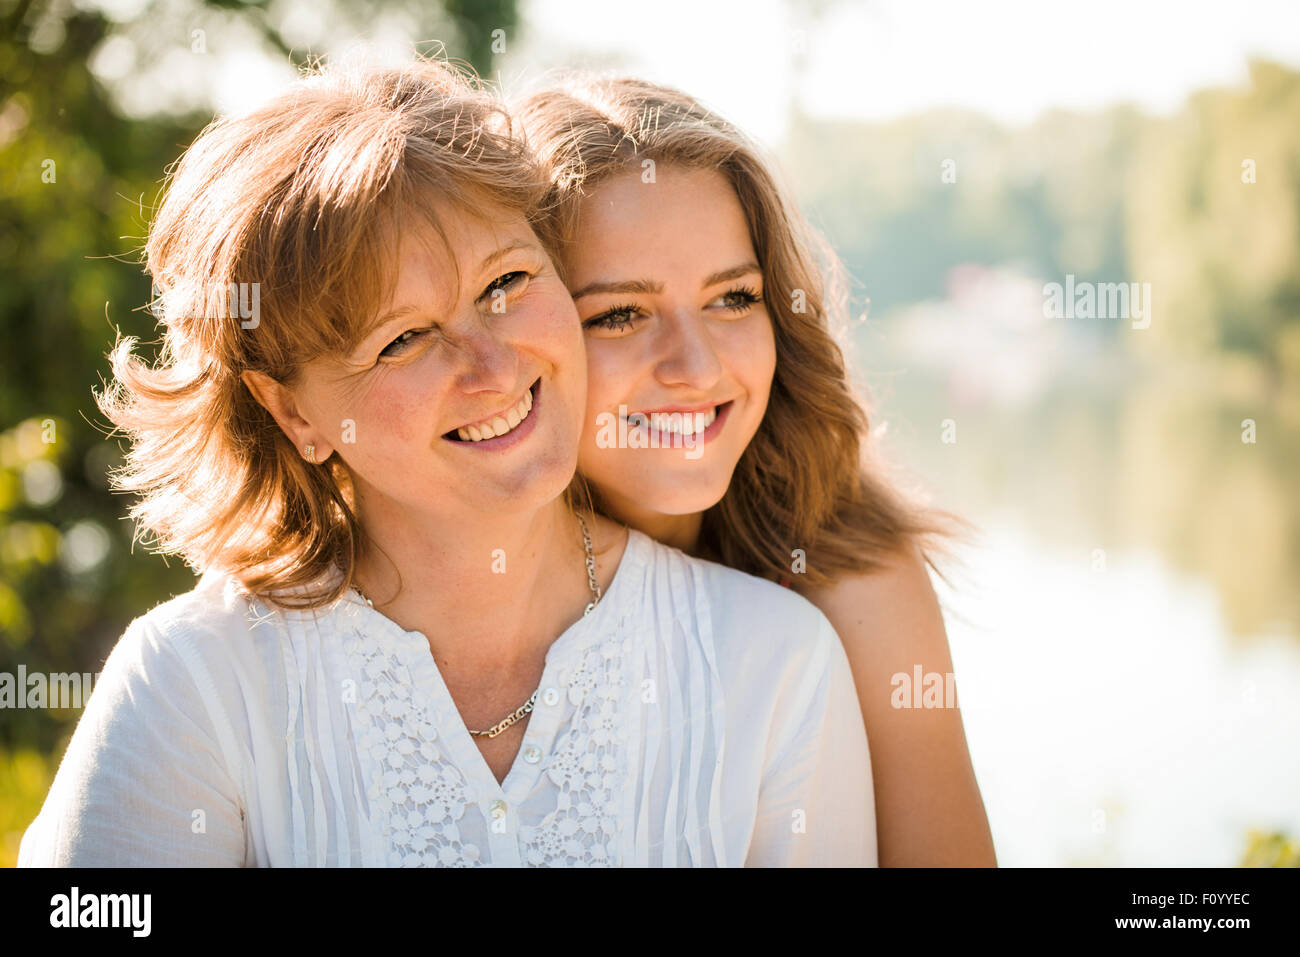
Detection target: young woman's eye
<box><xmin>582</xmin><ymin>304</ymin><xmax>643</xmax><ymax>332</ymax></box>
<box><xmin>713</xmin><ymin>286</ymin><xmax>762</xmax><ymax>314</ymax></box>
<box><xmin>479</xmin><ymin>270</ymin><xmax>530</xmax><ymax>306</ymax></box>
<box><xmin>379</xmin><ymin>328</ymin><xmax>432</xmax><ymax>359</ymax></box>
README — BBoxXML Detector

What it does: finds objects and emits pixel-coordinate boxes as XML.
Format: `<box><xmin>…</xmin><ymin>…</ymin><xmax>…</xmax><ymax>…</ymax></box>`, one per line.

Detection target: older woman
<box><xmin>18</xmin><ymin>58</ymin><xmax>875</xmax><ymax>867</ymax></box>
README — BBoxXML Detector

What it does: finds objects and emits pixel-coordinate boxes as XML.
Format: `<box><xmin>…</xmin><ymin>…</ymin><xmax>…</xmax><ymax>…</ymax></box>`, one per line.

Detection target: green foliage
<box><xmin>1</xmin><ymin>8</ymin><xmax>203</xmax><ymax>757</ymax></box>
<box><xmin>1241</xmin><ymin>830</ymin><xmax>1300</xmax><ymax>867</ymax></box>
<box><xmin>0</xmin><ymin>745</ymin><xmax>57</xmax><ymax>868</ymax></box>
<box><xmin>443</xmin><ymin>0</ymin><xmax>518</xmax><ymax>79</ymax></box>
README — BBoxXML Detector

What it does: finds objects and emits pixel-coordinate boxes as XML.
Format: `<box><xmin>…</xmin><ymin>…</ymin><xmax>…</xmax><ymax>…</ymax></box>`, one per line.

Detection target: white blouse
<box><xmin>19</xmin><ymin>529</ymin><xmax>876</xmax><ymax>867</ymax></box>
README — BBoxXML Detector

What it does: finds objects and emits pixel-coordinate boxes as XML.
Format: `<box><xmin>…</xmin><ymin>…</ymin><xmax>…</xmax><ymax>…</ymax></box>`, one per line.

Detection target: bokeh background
<box><xmin>2</xmin><ymin>0</ymin><xmax>1297</xmax><ymax>867</ymax></box>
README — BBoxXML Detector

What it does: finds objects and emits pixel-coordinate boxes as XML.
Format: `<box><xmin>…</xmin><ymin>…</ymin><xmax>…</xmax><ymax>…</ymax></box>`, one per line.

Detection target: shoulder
<box><xmin>19</xmin><ymin>573</ymin><xmax>260</xmax><ymax>866</ymax></box>
<box><xmin>127</xmin><ymin>569</ymin><xmax>261</xmax><ymax>665</ymax></box>
<box><xmin>105</xmin><ymin>567</ymin><xmax>303</xmax><ymax>710</ymax></box>
<box><xmin>628</xmin><ymin>530</ymin><xmax>840</xmax><ymax>671</ymax></box>
<box><xmin>89</xmin><ymin>571</ymin><xmax>249</xmax><ymax>704</ymax></box>
<box><xmin>637</xmin><ymin>529</ymin><xmax>831</xmax><ymax>620</ymax></box>
<box><xmin>696</xmin><ymin>551</ymin><xmax>835</xmax><ymax>646</ymax></box>
<box><xmin>806</xmin><ymin>543</ymin><xmax>942</xmax><ymax>626</ymax></box>
<box><xmin>802</xmin><ymin>543</ymin><xmax>954</xmax><ymax>682</ymax></box>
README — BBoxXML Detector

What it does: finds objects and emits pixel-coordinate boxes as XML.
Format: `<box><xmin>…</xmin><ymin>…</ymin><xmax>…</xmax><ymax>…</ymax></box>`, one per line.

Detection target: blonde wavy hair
<box><xmin>515</xmin><ymin>75</ymin><xmax>963</xmax><ymax>589</ymax></box>
<box><xmin>97</xmin><ymin>56</ymin><xmax>548</xmax><ymax>610</ymax></box>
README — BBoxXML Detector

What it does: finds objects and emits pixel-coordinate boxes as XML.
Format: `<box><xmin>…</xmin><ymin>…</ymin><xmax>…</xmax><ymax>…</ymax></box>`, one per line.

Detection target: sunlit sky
<box><xmin>509</xmin><ymin>0</ymin><xmax>1300</xmax><ymax>144</ymax></box>
<box><xmin>87</xmin><ymin>0</ymin><xmax>1300</xmax><ymax>148</ymax></box>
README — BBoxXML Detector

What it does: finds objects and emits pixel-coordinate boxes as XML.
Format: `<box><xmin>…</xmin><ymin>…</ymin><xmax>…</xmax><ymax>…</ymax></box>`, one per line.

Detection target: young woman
<box><xmin>17</xmin><ymin>59</ymin><xmax>875</xmax><ymax>867</ymax></box>
<box><xmin>516</xmin><ymin>76</ymin><xmax>997</xmax><ymax>866</ymax></box>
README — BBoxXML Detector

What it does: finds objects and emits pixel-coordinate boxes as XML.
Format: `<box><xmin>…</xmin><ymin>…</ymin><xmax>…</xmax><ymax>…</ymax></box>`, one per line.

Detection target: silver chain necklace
<box><xmin>351</xmin><ymin>512</ymin><xmax>602</xmax><ymax>738</ymax></box>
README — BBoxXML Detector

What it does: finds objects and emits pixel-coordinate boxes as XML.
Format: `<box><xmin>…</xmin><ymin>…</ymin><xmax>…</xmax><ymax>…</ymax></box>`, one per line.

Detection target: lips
<box><xmin>444</xmin><ymin>378</ymin><xmax>541</xmax><ymax>443</ymax></box>
<box><xmin>626</xmin><ymin>406</ymin><xmax>718</xmax><ymax>437</ymax></box>
<box><xmin>620</xmin><ymin>400</ymin><xmax>733</xmax><ymax>446</ymax></box>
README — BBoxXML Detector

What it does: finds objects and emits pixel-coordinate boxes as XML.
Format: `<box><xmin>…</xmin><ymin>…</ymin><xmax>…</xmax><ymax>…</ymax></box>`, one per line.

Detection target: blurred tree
<box><xmin>1120</xmin><ymin>59</ymin><xmax>1300</xmax><ymax>637</ymax></box>
<box><xmin>444</xmin><ymin>0</ymin><xmax>518</xmax><ymax>79</ymax></box>
<box><xmin>1128</xmin><ymin>60</ymin><xmax>1300</xmax><ymax>366</ymax></box>
<box><xmin>1</xmin><ymin>4</ymin><xmax>202</xmax><ymax>757</ymax></box>
<box><xmin>783</xmin><ymin>107</ymin><xmax>1141</xmax><ymax>320</ymax></box>
<box><xmin>782</xmin><ymin>60</ymin><xmax>1300</xmax><ymax>639</ymax></box>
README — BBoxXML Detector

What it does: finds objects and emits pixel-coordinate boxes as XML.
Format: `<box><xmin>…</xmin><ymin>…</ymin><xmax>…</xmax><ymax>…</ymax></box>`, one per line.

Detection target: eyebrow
<box><xmin>569</xmin><ymin>262</ymin><xmax>761</xmax><ymax>301</ymax></box>
<box><xmin>369</xmin><ymin>239</ymin><xmax>540</xmax><ymax>328</ymax></box>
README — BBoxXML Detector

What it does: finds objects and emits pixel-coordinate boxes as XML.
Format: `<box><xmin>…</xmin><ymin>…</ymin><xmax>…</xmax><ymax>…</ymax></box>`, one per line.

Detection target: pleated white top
<box><xmin>19</xmin><ymin>529</ymin><xmax>876</xmax><ymax>867</ymax></box>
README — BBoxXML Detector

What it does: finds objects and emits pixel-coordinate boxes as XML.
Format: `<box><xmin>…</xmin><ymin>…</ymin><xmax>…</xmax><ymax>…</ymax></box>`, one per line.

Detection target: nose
<box><xmin>449</xmin><ymin>314</ymin><xmax>520</xmax><ymax>397</ymax></box>
<box><xmin>652</xmin><ymin>306</ymin><xmax>723</xmax><ymax>393</ymax></box>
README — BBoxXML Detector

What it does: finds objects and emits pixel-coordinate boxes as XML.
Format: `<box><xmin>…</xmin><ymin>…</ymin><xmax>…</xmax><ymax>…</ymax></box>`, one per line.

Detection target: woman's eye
<box><xmin>480</xmin><ymin>270</ymin><xmax>530</xmax><ymax>307</ymax></box>
<box><xmin>379</xmin><ymin>328</ymin><xmax>432</xmax><ymax>359</ymax></box>
<box><xmin>582</xmin><ymin>304</ymin><xmax>643</xmax><ymax>332</ymax></box>
<box><xmin>713</xmin><ymin>286</ymin><xmax>763</xmax><ymax>314</ymax></box>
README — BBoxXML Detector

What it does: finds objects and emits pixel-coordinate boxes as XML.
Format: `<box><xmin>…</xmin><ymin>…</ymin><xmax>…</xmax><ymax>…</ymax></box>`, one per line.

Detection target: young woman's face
<box><xmin>562</xmin><ymin>165</ymin><xmax>777</xmax><ymax>523</ymax></box>
<box><xmin>294</xmin><ymin>204</ymin><xmax>587</xmax><ymax>520</ymax></box>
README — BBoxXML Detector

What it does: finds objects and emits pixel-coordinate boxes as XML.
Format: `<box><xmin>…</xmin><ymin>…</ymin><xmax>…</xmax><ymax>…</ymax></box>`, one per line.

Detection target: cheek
<box><xmin>582</xmin><ymin>343</ymin><xmax>622</xmax><ymax>417</ymax></box>
<box><xmin>576</xmin><ymin>348</ymin><xmax>631</xmax><ymax>474</ymax></box>
<box><xmin>582</xmin><ymin>328</ymin><xmax>659</xmax><ymax>422</ymax></box>
<box><xmin>545</xmin><ymin>306</ymin><xmax>587</xmax><ymax>417</ymax></box>
<box><xmin>755</xmin><ymin>320</ymin><xmax>778</xmax><ymax>401</ymax></box>
<box><xmin>528</xmin><ymin>287</ymin><xmax>584</xmax><ymax>357</ymax></box>
<box><xmin>725</xmin><ymin>315</ymin><xmax>778</xmax><ymax>406</ymax></box>
<box><xmin>355</xmin><ymin>366</ymin><xmax>444</xmax><ymax>449</ymax></box>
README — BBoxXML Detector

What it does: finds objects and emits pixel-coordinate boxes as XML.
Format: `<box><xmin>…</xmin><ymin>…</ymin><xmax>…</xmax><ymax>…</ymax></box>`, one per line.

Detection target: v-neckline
<box><xmin>344</xmin><ymin>527</ymin><xmax>645</xmax><ymax>804</ymax></box>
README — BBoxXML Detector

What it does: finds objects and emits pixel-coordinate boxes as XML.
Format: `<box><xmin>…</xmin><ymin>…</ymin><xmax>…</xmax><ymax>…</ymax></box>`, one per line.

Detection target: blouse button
<box><xmin>523</xmin><ymin>745</ymin><xmax>541</xmax><ymax>764</ymax></box>
<box><xmin>541</xmin><ymin>687</ymin><xmax>560</xmax><ymax>706</ymax></box>
<box><xmin>490</xmin><ymin>799</ymin><xmax>508</xmax><ymax>819</ymax></box>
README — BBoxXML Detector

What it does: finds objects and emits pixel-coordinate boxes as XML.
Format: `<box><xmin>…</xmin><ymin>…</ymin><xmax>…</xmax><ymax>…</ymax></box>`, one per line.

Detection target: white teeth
<box><xmin>458</xmin><ymin>389</ymin><xmax>534</xmax><ymax>442</ymax></box>
<box><xmin>642</xmin><ymin>407</ymin><xmax>718</xmax><ymax>436</ymax></box>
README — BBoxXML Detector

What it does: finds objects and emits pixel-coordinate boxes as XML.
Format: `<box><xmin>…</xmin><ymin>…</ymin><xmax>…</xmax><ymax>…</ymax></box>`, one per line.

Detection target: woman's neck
<box><xmin>351</xmin><ymin>493</ymin><xmax>589</xmax><ymax>675</ymax></box>
<box><xmin>591</xmin><ymin>490</ymin><xmax>703</xmax><ymax>556</ymax></box>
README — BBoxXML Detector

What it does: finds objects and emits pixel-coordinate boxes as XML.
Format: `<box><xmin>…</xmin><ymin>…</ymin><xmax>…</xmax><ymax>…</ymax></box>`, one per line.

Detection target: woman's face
<box><xmin>288</xmin><ymin>203</ymin><xmax>586</xmax><ymax>521</ymax></box>
<box><xmin>562</xmin><ymin>165</ymin><xmax>777</xmax><ymax>523</ymax></box>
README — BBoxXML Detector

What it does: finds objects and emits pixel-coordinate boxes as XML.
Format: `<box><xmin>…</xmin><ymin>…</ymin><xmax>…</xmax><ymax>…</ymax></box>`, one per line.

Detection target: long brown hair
<box><xmin>516</xmin><ymin>74</ymin><xmax>964</xmax><ymax>589</ymax></box>
<box><xmin>97</xmin><ymin>56</ymin><xmax>549</xmax><ymax>610</ymax></box>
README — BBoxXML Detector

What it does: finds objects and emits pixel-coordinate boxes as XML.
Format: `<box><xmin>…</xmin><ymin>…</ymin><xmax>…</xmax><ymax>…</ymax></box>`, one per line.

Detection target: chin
<box><xmin>495</xmin><ymin>449</ymin><xmax>580</xmax><ymax>511</ymax></box>
<box><xmin>634</xmin><ymin>475</ymin><xmax>731</xmax><ymax>517</ymax></box>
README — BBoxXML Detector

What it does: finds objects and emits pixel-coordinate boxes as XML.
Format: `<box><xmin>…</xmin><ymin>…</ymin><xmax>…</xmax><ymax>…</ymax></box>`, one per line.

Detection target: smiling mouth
<box><xmin>621</xmin><ymin>401</ymin><xmax>731</xmax><ymax>438</ymax></box>
<box><xmin>445</xmin><ymin>378</ymin><xmax>540</xmax><ymax>443</ymax></box>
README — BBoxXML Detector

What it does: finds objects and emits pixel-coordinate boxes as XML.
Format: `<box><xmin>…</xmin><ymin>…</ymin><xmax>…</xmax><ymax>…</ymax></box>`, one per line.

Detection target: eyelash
<box><xmin>379</xmin><ymin>271</ymin><xmax>533</xmax><ymax>358</ymax></box>
<box><xmin>482</xmin><ymin>270</ymin><xmax>530</xmax><ymax>301</ymax></box>
<box><xmin>583</xmin><ymin>286</ymin><xmax>763</xmax><ymax>332</ymax></box>
<box><xmin>379</xmin><ymin>328</ymin><xmax>432</xmax><ymax>358</ymax></box>
<box><xmin>583</xmin><ymin>303</ymin><xmax>642</xmax><ymax>331</ymax></box>
<box><xmin>719</xmin><ymin>286</ymin><xmax>762</xmax><ymax>312</ymax></box>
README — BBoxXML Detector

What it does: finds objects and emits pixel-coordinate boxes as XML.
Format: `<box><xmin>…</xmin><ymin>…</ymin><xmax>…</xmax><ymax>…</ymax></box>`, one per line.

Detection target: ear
<box><xmin>240</xmin><ymin>369</ymin><xmax>335</xmax><ymax>465</ymax></box>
